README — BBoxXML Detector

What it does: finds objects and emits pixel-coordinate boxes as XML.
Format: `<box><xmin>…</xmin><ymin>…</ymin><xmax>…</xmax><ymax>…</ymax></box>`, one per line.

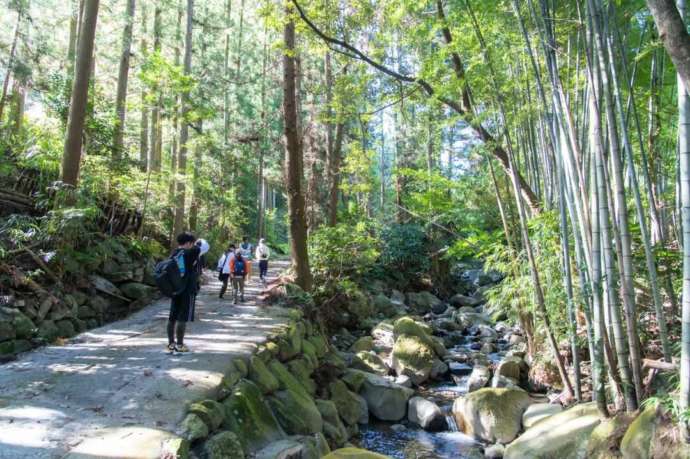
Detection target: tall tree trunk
<box><xmin>283</xmin><ymin>5</ymin><xmax>312</xmax><ymax>291</ymax></box>
<box><xmin>223</xmin><ymin>0</ymin><xmax>232</xmax><ymax>146</ymax></box>
<box><xmin>139</xmin><ymin>3</ymin><xmax>149</xmax><ymax>170</ymax></box>
<box><xmin>113</xmin><ymin>0</ymin><xmax>136</xmax><ymax>160</ymax></box>
<box><xmin>61</xmin><ymin>0</ymin><xmax>100</xmax><ymax>187</ymax></box>
<box><xmin>328</xmin><ymin>122</ymin><xmax>345</xmax><ymax>226</ymax></box>
<box><xmin>677</xmin><ymin>0</ymin><xmax>690</xmax><ymax>440</ymax></box>
<box><xmin>149</xmin><ymin>3</ymin><xmax>163</xmax><ymax>172</ymax></box>
<box><xmin>647</xmin><ymin>0</ymin><xmax>690</xmax><ymax>92</ymax></box>
<box><xmin>169</xmin><ymin>0</ymin><xmax>183</xmax><ymax>206</ymax></box>
<box><xmin>257</xmin><ymin>25</ymin><xmax>268</xmax><ymax>239</ymax></box>
<box><xmin>0</xmin><ymin>8</ymin><xmax>23</xmax><ymax>125</ymax></box>
<box><xmin>464</xmin><ymin>0</ymin><xmax>574</xmax><ymax>398</ymax></box>
<box><xmin>172</xmin><ymin>0</ymin><xmax>193</xmax><ymax>245</ymax></box>
<box><xmin>587</xmin><ymin>0</ymin><xmax>644</xmax><ymax>402</ymax></box>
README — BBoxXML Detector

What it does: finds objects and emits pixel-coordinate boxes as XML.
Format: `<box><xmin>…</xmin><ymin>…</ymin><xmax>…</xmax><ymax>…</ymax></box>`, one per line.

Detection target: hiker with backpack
<box><xmin>229</xmin><ymin>249</ymin><xmax>248</xmax><ymax>304</ymax></box>
<box><xmin>255</xmin><ymin>238</ymin><xmax>270</xmax><ymax>283</ymax></box>
<box><xmin>217</xmin><ymin>244</ymin><xmax>235</xmax><ymax>299</ymax></box>
<box><xmin>155</xmin><ymin>232</ymin><xmax>209</xmax><ymax>354</ymax></box>
<box><xmin>239</xmin><ymin>237</ymin><xmax>253</xmax><ymax>280</ymax></box>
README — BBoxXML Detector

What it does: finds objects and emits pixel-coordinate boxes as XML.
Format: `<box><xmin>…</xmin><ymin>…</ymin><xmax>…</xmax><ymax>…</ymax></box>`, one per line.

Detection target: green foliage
<box><xmin>379</xmin><ymin>223</ymin><xmax>428</xmax><ymax>276</ymax></box>
<box><xmin>309</xmin><ymin>221</ymin><xmax>380</xmax><ymax>291</ymax></box>
<box><xmin>482</xmin><ymin>211</ymin><xmax>571</xmax><ymax>341</ymax></box>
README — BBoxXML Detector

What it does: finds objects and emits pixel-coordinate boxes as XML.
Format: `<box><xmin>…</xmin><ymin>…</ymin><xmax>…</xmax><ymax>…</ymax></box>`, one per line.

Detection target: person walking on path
<box><xmin>217</xmin><ymin>244</ymin><xmax>235</xmax><ymax>299</ymax></box>
<box><xmin>239</xmin><ymin>236</ymin><xmax>253</xmax><ymax>280</ymax></box>
<box><xmin>230</xmin><ymin>250</ymin><xmax>248</xmax><ymax>304</ymax></box>
<box><xmin>167</xmin><ymin>232</ymin><xmax>209</xmax><ymax>353</ymax></box>
<box><xmin>255</xmin><ymin>238</ymin><xmax>270</xmax><ymax>283</ymax></box>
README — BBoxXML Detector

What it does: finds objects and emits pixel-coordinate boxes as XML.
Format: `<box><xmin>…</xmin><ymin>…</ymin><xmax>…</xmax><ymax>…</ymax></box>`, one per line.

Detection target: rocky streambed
<box><xmin>171</xmin><ymin>264</ymin><xmax>685</xmax><ymax>459</ymax></box>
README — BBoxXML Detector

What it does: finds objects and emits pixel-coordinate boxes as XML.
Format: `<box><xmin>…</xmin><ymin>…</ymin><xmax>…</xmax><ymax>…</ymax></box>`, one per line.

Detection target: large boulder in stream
<box><xmin>467</xmin><ymin>366</ymin><xmax>491</xmax><ymax>392</ymax></box>
<box><xmin>393</xmin><ymin>316</ymin><xmax>446</xmax><ymax>357</ymax></box>
<box><xmin>407</xmin><ymin>396</ymin><xmax>447</xmax><ymax>432</ymax></box>
<box><xmin>452</xmin><ymin>388</ymin><xmax>531</xmax><ymax>444</ymax></box>
<box><xmin>504</xmin><ymin>402</ymin><xmax>601</xmax><ymax>459</ymax></box>
<box><xmin>449</xmin><ymin>293</ymin><xmax>483</xmax><ymax>307</ymax></box>
<box><xmin>521</xmin><ymin>403</ymin><xmax>563</xmax><ymax>429</ymax></box>
<box><xmin>406</xmin><ymin>291</ymin><xmax>442</xmax><ymax>314</ymax></box>
<box><xmin>391</xmin><ymin>334</ymin><xmax>437</xmax><ymax>385</ymax></box>
<box><xmin>355</xmin><ymin>370</ymin><xmax>414</xmax><ymax>421</ymax></box>
<box><xmin>351</xmin><ymin>351</ymin><xmax>389</xmax><ymax>376</ymax></box>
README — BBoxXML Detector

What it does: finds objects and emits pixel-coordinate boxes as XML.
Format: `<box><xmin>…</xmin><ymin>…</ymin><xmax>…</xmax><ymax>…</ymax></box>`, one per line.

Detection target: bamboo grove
<box><xmin>4</xmin><ymin>0</ymin><xmax>690</xmax><ymax>430</ymax></box>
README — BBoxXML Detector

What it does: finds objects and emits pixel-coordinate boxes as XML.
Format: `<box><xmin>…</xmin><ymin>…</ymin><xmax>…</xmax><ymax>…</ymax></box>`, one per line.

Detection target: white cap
<box><xmin>197</xmin><ymin>238</ymin><xmax>210</xmax><ymax>255</ymax></box>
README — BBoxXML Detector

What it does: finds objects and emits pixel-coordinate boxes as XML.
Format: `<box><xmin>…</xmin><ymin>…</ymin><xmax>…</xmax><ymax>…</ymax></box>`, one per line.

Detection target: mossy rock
<box><xmin>372</xmin><ymin>294</ymin><xmax>397</xmax><ymax>317</ymax></box>
<box><xmin>203</xmin><ymin>431</ymin><xmax>245</xmax><ymax>459</ymax></box>
<box><xmin>392</xmin><ymin>317</ymin><xmax>446</xmax><ymax>357</ymax></box>
<box><xmin>219</xmin><ymin>365</ymin><xmax>243</xmax><ymax>399</ymax></box>
<box><xmin>233</xmin><ymin>358</ymin><xmax>248</xmax><ymax>377</ymax></box>
<box><xmin>324</xmin><ymin>447</ymin><xmax>391</xmax><ymax>459</ymax></box>
<box><xmin>248</xmin><ymin>356</ymin><xmax>280</xmax><ymax>394</ymax></box>
<box><xmin>307</xmin><ymin>333</ymin><xmax>329</xmax><ymax>358</ymax></box>
<box><xmin>13</xmin><ymin>339</ymin><xmax>32</xmax><ymax>354</ymax></box>
<box><xmin>317</xmin><ymin>399</ymin><xmax>349</xmax><ymax>447</ymax></box>
<box><xmin>267</xmin><ymin>359</ymin><xmax>311</xmax><ymax>399</ymax></box>
<box><xmin>504</xmin><ymin>402</ymin><xmax>602</xmax><ymax>459</ymax></box>
<box><xmin>586</xmin><ymin>413</ymin><xmax>633</xmax><ymax>459</ymax></box>
<box><xmin>620</xmin><ymin>404</ymin><xmax>657</xmax><ymax>459</ymax></box>
<box><xmin>452</xmin><ymin>388</ymin><xmax>531</xmax><ymax>444</ymax></box>
<box><xmin>391</xmin><ymin>334</ymin><xmax>435</xmax><ymax>385</ymax></box>
<box><xmin>160</xmin><ymin>436</ymin><xmax>190</xmax><ymax>459</ymax></box>
<box><xmin>189</xmin><ymin>399</ymin><xmax>225</xmax><ymax>431</ymax></box>
<box><xmin>13</xmin><ymin>312</ymin><xmax>35</xmax><ymax>339</ymax></box>
<box><xmin>354</xmin><ymin>370</ymin><xmax>412</xmax><ymax>422</ymax></box>
<box><xmin>322</xmin><ymin>351</ymin><xmax>348</xmax><ymax>373</ymax></box>
<box><xmin>350</xmin><ymin>336</ymin><xmax>374</xmax><ymax>353</ymax></box>
<box><xmin>315</xmin><ymin>432</ymin><xmax>331</xmax><ymax>456</ymax></box>
<box><xmin>301</xmin><ymin>339</ymin><xmax>319</xmax><ymax>369</ymax></box>
<box><xmin>180</xmin><ymin>413</ymin><xmax>209</xmax><ymax>442</ymax></box>
<box><xmin>0</xmin><ymin>320</ymin><xmax>15</xmax><ymax>342</ymax></box>
<box><xmin>37</xmin><ymin>320</ymin><xmax>59</xmax><ymax>343</ymax></box>
<box><xmin>56</xmin><ymin>319</ymin><xmax>76</xmax><ymax>338</ymax></box>
<box><xmin>221</xmin><ymin>379</ymin><xmax>285</xmax><ymax>453</ymax></box>
<box><xmin>0</xmin><ymin>340</ymin><xmax>14</xmax><ymax>356</ymax></box>
<box><xmin>286</xmin><ymin>358</ymin><xmax>316</xmax><ymax>395</ymax></box>
<box><xmin>342</xmin><ymin>369</ymin><xmax>366</xmax><ymax>392</ymax></box>
<box><xmin>329</xmin><ymin>379</ymin><xmax>369</xmax><ymax>426</ymax></box>
<box><xmin>351</xmin><ymin>351</ymin><xmax>389</xmax><ymax>376</ymax></box>
<box><xmin>276</xmin><ymin>322</ymin><xmax>304</xmax><ymax>361</ymax></box>
<box><xmin>268</xmin><ymin>387</ymin><xmax>323</xmax><ymax>435</ymax></box>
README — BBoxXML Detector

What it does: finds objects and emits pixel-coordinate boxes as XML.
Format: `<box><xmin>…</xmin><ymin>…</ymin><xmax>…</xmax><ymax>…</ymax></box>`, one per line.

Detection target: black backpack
<box><xmin>154</xmin><ymin>251</ymin><xmax>187</xmax><ymax>297</ymax></box>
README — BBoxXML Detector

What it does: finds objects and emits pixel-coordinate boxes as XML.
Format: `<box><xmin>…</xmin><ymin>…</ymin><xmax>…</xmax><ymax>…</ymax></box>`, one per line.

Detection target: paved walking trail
<box><xmin>0</xmin><ymin>260</ymin><xmax>291</xmax><ymax>459</ymax></box>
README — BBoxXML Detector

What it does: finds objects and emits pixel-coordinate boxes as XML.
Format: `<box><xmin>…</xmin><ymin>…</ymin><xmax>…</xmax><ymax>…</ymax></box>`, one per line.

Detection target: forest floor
<box><xmin>0</xmin><ymin>259</ymin><xmax>291</xmax><ymax>459</ymax></box>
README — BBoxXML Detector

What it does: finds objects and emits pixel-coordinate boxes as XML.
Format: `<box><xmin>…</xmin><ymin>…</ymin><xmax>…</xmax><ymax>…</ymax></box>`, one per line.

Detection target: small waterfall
<box><xmin>446</xmin><ymin>414</ymin><xmax>459</xmax><ymax>432</ymax></box>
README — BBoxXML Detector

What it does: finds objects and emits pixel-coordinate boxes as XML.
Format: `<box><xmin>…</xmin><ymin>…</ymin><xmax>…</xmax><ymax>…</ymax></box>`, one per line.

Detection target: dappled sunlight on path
<box><xmin>0</xmin><ymin>259</ymin><xmax>291</xmax><ymax>458</ymax></box>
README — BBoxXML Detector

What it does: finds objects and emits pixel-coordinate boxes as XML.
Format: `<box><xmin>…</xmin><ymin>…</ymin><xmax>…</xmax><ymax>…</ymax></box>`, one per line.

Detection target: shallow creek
<box><xmin>355</xmin><ymin>335</ymin><xmax>510</xmax><ymax>458</ymax></box>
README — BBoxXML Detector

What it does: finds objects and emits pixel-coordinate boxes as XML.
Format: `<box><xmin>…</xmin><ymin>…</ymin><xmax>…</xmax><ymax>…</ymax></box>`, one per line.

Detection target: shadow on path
<box><xmin>0</xmin><ymin>259</ymin><xmax>291</xmax><ymax>459</ymax></box>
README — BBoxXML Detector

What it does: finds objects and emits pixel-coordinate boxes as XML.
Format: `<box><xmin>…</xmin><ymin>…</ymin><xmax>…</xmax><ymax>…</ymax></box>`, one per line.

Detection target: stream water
<box><xmin>355</xmin><ymin>335</ymin><xmax>510</xmax><ymax>458</ymax></box>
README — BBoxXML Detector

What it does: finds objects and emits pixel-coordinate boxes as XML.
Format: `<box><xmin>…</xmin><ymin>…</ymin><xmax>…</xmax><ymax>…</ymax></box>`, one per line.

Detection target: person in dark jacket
<box><xmin>167</xmin><ymin>232</ymin><xmax>209</xmax><ymax>353</ymax></box>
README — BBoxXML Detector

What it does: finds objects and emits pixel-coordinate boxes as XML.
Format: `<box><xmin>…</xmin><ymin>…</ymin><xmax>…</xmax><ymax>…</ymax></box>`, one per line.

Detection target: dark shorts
<box><xmin>169</xmin><ymin>291</ymin><xmax>196</xmax><ymax>322</ymax></box>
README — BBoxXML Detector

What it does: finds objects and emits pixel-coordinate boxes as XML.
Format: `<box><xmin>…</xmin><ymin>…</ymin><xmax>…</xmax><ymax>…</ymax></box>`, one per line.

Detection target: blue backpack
<box><xmin>233</xmin><ymin>258</ymin><xmax>246</xmax><ymax>276</ymax></box>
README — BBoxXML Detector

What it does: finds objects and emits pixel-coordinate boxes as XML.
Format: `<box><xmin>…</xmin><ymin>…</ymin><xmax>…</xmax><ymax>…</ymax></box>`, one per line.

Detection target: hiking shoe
<box><xmin>240</xmin><ymin>295</ymin><xmax>245</xmax><ymax>303</ymax></box>
<box><xmin>233</xmin><ymin>298</ymin><xmax>238</xmax><ymax>304</ymax></box>
<box><xmin>176</xmin><ymin>344</ymin><xmax>190</xmax><ymax>353</ymax></box>
<box><xmin>166</xmin><ymin>343</ymin><xmax>176</xmax><ymax>353</ymax></box>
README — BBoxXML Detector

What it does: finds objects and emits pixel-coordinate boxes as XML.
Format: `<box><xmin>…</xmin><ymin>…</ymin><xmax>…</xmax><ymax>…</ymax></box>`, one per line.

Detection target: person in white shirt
<box><xmin>217</xmin><ymin>244</ymin><xmax>235</xmax><ymax>299</ymax></box>
<box><xmin>255</xmin><ymin>238</ymin><xmax>271</xmax><ymax>282</ymax></box>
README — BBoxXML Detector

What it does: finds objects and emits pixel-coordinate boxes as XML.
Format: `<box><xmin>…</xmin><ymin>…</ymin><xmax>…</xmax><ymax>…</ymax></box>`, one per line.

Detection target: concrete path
<box><xmin>0</xmin><ymin>259</ymin><xmax>291</xmax><ymax>459</ymax></box>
